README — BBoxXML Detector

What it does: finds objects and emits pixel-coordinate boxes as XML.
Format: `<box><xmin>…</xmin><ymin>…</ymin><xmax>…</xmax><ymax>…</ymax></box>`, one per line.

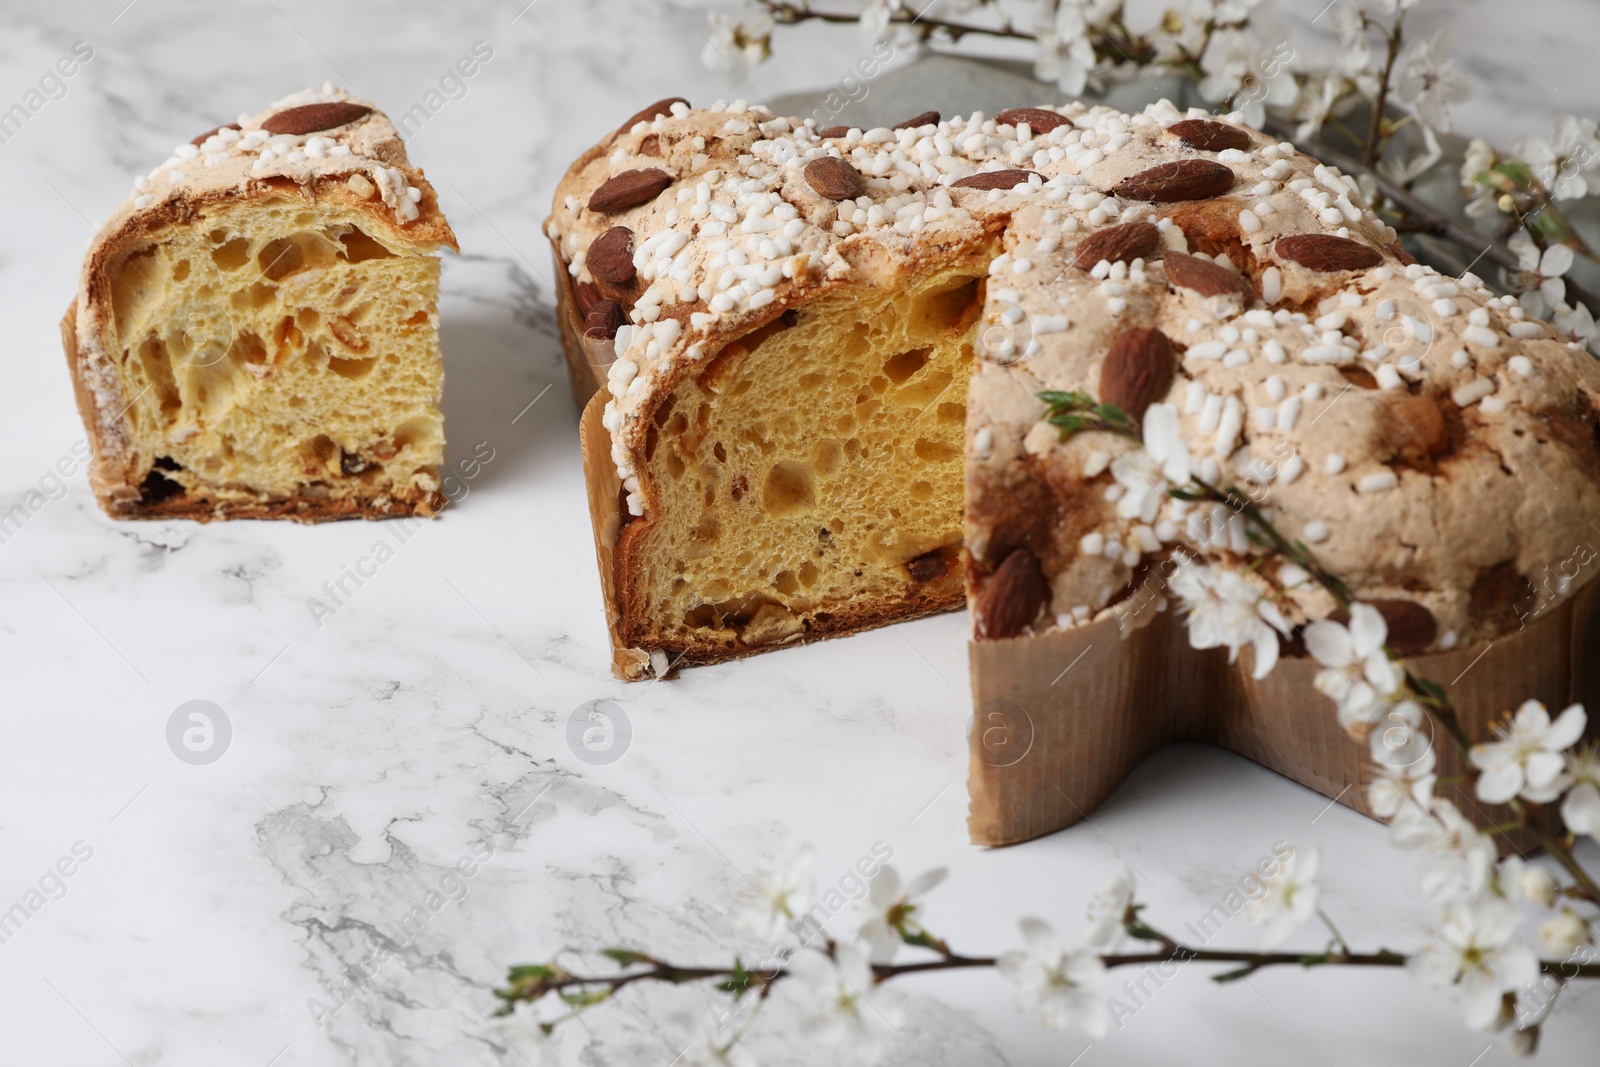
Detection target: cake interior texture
<box><xmin>617</xmin><ymin>258</ymin><xmax>990</xmax><ymax>660</ymax></box>
<box><xmin>102</xmin><ymin>195</ymin><xmax>444</xmax><ymax>514</ymax></box>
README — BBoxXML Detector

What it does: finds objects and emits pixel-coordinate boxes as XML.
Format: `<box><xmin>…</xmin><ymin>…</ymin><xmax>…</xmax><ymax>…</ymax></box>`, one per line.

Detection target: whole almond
<box><xmin>1275</xmin><ymin>234</ymin><xmax>1383</xmax><ymax>271</ymax></box>
<box><xmin>1100</xmin><ymin>327</ymin><xmax>1176</xmax><ymax>420</ymax></box>
<box><xmin>975</xmin><ymin>549</ymin><xmax>1050</xmax><ymax>640</ymax></box>
<box><xmin>261</xmin><ymin>102</ymin><xmax>371</xmax><ymax>136</ymax></box>
<box><xmin>1163</xmin><ymin>252</ymin><xmax>1256</xmax><ymax>301</ymax></box>
<box><xmin>1383</xmin><ymin>393</ymin><xmax>1451</xmax><ymax>467</ymax></box>
<box><xmin>617</xmin><ymin>97</ymin><xmax>688</xmax><ymax>135</ymax></box>
<box><xmin>995</xmin><ymin>107</ymin><xmax>1069</xmax><ymax>134</ymax></box>
<box><xmin>587</xmin><ymin>226</ymin><xmax>637</xmax><ymax>287</ymax></box>
<box><xmin>1111</xmin><ymin>159</ymin><xmax>1235</xmax><ymax>202</ymax></box>
<box><xmin>894</xmin><ymin>110</ymin><xmax>940</xmax><ymax>130</ymax></box>
<box><xmin>190</xmin><ymin>122</ymin><xmax>240</xmax><ymax>146</ymax></box>
<box><xmin>952</xmin><ymin>169</ymin><xmax>1041</xmax><ymax>191</ymax></box>
<box><xmin>1073</xmin><ymin>220</ymin><xmax>1161</xmax><ymax>270</ymax></box>
<box><xmin>817</xmin><ymin>125</ymin><xmax>851</xmax><ymax>138</ymax></box>
<box><xmin>1166</xmin><ymin>118</ymin><xmax>1252</xmax><ymax>153</ymax></box>
<box><xmin>584</xmin><ymin>300</ymin><xmax>626</xmax><ymax>340</ymax></box>
<box><xmin>588</xmin><ymin>168</ymin><xmax>674</xmax><ymax>213</ymax></box>
<box><xmin>573</xmin><ymin>280</ymin><xmax>602</xmax><ymax>318</ymax></box>
<box><xmin>804</xmin><ymin>156</ymin><xmax>866</xmax><ymax>201</ymax></box>
<box><xmin>1334</xmin><ymin>599</ymin><xmax>1438</xmax><ymax>655</ymax></box>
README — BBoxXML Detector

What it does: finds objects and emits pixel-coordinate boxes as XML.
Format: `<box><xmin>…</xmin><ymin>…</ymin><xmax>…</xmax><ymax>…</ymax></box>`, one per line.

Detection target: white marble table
<box><xmin>2</xmin><ymin>2</ymin><xmax>1596</xmax><ymax>1064</ymax></box>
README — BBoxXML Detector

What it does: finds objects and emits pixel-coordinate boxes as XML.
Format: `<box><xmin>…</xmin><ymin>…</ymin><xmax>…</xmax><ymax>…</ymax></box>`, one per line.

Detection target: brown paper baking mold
<box><xmin>967</xmin><ymin>577</ymin><xmax>1600</xmax><ymax>847</ymax></box>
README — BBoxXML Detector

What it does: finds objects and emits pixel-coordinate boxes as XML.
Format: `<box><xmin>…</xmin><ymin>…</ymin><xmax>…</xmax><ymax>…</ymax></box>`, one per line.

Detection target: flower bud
<box><xmin>1519</xmin><ymin>867</ymin><xmax>1559</xmax><ymax>908</ymax></box>
<box><xmin>1506</xmin><ymin>1026</ymin><xmax>1540</xmax><ymax>1058</ymax></box>
<box><xmin>1538</xmin><ymin>911</ymin><xmax>1590</xmax><ymax>957</ymax></box>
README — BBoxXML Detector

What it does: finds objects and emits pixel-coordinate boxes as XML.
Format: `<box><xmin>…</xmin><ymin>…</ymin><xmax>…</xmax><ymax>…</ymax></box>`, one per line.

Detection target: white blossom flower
<box><xmin>1369</xmin><ymin>0</ymin><xmax>1420</xmax><ymax>15</ymax></box>
<box><xmin>1033</xmin><ymin>7</ymin><xmax>1097</xmax><ymax>97</ymax></box>
<box><xmin>788</xmin><ymin>946</ymin><xmax>900</xmax><ymax>1065</ymax></box>
<box><xmin>1470</xmin><ymin>700</ymin><xmax>1587</xmax><ymax>805</ymax></box>
<box><xmin>859</xmin><ymin>0</ymin><xmax>893</xmax><ymax>42</ymax></box>
<box><xmin>1170</xmin><ymin>561</ymin><xmax>1292</xmax><ymax>679</ymax></box>
<box><xmin>1110</xmin><ymin>403</ymin><xmax>1193</xmax><ymax>522</ymax></box>
<box><xmin>1245</xmin><ymin>843</ymin><xmax>1321</xmax><ymax>948</ymax></box>
<box><xmin>1537</xmin><ymin>911</ymin><xmax>1591</xmax><ymax>957</ymax></box>
<box><xmin>1553</xmin><ymin>300</ymin><xmax>1600</xmax><ymax>355</ymax></box>
<box><xmin>858</xmin><ymin>865</ymin><xmax>947</xmax><ymax>964</ymax></box>
<box><xmin>736</xmin><ymin>846</ymin><xmax>814</xmax><ymax>938</ymax></box>
<box><xmin>1518</xmin><ymin>115</ymin><xmax>1600</xmax><ymax>201</ymax></box>
<box><xmin>1197</xmin><ymin>28</ymin><xmax>1299</xmax><ymax>128</ymax></box>
<box><xmin>1377</xmin><ymin>120</ymin><xmax>1442</xmax><ymax>186</ymax></box>
<box><xmin>1084</xmin><ymin>863</ymin><xmax>1136</xmax><ymax>952</ymax></box>
<box><xmin>1513</xmin><ymin>861</ymin><xmax>1559</xmax><ymax>909</ymax></box>
<box><xmin>1188</xmin><ymin>0</ymin><xmax>1268</xmax><ymax>25</ymax></box>
<box><xmin>1332</xmin><ymin>5</ymin><xmax>1375</xmax><ymax>89</ymax></box>
<box><xmin>1367</xmin><ymin>724</ymin><xmax>1437</xmax><ymax>818</ymax></box>
<box><xmin>1554</xmin><ymin>743</ymin><xmax>1600</xmax><ymax>836</ymax></box>
<box><xmin>1392</xmin><ymin>31</ymin><xmax>1471</xmax><ymax>132</ymax></box>
<box><xmin>702</xmin><ymin>11</ymin><xmax>770</xmax><ymax>72</ymax></box>
<box><xmin>1409</xmin><ymin>896</ymin><xmax>1539</xmax><ymax>1031</ymax></box>
<box><xmin>1293</xmin><ymin>71</ymin><xmax>1345</xmax><ymax>140</ymax></box>
<box><xmin>669</xmin><ymin>1002</ymin><xmax>757</xmax><ymax>1067</ymax></box>
<box><xmin>1304</xmin><ymin>604</ymin><xmax>1405</xmax><ymax>733</ymax></box>
<box><xmin>1507</xmin><ymin>231</ymin><xmax>1575</xmax><ymax>317</ymax></box>
<box><xmin>998</xmin><ymin>918</ymin><xmax>1110</xmax><ymax>1036</ymax></box>
<box><xmin>1390</xmin><ymin>798</ymin><xmax>1497</xmax><ymax>903</ymax></box>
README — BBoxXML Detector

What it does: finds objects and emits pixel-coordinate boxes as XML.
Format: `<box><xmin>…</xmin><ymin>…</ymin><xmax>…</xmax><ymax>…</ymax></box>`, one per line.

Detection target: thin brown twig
<box><xmin>497</xmin><ymin>942</ymin><xmax>1600</xmax><ymax>1012</ymax></box>
<box><xmin>1363</xmin><ymin>12</ymin><xmax>1406</xmax><ymax>167</ymax></box>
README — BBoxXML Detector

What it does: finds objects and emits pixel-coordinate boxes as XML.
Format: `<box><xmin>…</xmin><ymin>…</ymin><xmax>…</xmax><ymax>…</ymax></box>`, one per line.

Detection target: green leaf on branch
<box><xmin>1495</xmin><ymin>161</ymin><xmax>1534</xmax><ymax>185</ymax></box>
<box><xmin>901</xmin><ymin>928</ymin><xmax>953</xmax><ymax>954</ymax></box>
<box><xmin>1410</xmin><ymin>675</ymin><xmax>1449</xmax><ymax>707</ymax></box>
<box><xmin>507</xmin><ymin>963</ymin><xmax>560</xmax><ymax>982</ymax></box>
<box><xmin>715</xmin><ymin>959</ymin><xmax>756</xmax><ymax>998</ymax></box>
<box><xmin>558</xmin><ymin>987</ymin><xmax>614</xmax><ymax>1008</ymax></box>
<box><xmin>601</xmin><ymin>948</ymin><xmax>654</xmax><ymax>967</ymax></box>
<box><xmin>1126</xmin><ymin>920</ymin><xmax>1170</xmax><ymax>944</ymax></box>
<box><xmin>1037</xmin><ymin>390</ymin><xmax>1137</xmax><ymax>440</ymax></box>
<box><xmin>1212</xmin><ymin>965</ymin><xmax>1256</xmax><ymax>984</ymax></box>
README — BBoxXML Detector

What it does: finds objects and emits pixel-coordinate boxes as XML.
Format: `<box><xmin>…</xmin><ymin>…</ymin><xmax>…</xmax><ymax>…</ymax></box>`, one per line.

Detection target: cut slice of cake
<box><xmin>64</xmin><ymin>86</ymin><xmax>457</xmax><ymax>522</ymax></box>
<box><xmin>550</xmin><ymin>101</ymin><xmax>1005</xmax><ymax>676</ymax></box>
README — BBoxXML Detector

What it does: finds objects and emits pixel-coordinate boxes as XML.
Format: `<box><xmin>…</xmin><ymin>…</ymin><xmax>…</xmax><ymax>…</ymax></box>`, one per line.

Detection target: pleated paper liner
<box><xmin>554</xmin><ymin>244</ymin><xmax>660</xmax><ymax>681</ymax></box>
<box><xmin>968</xmin><ymin>576</ymin><xmax>1600</xmax><ymax>848</ymax></box>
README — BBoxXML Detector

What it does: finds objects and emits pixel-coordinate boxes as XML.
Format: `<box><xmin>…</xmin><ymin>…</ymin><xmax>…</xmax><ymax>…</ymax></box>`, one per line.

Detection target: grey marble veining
<box><xmin>2</xmin><ymin>1</ymin><xmax>1598</xmax><ymax>1064</ymax></box>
